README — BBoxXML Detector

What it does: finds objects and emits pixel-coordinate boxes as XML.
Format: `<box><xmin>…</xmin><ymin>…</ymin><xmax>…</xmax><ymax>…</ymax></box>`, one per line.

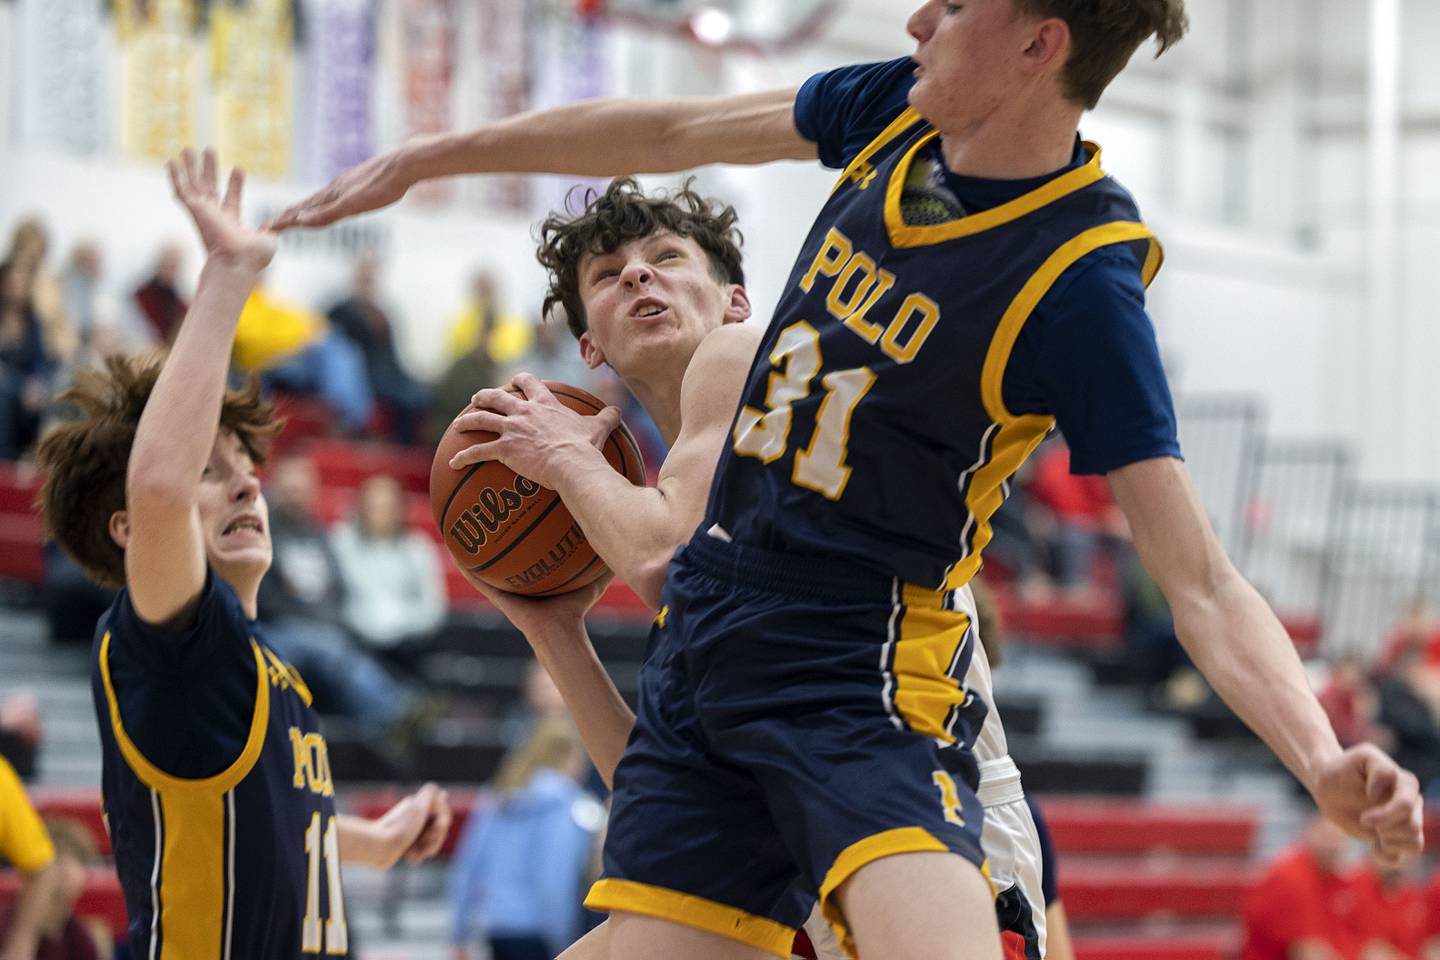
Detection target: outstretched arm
<box><xmin>1109</xmin><ymin>457</ymin><xmax>1424</xmax><ymax>864</ymax></box>
<box><xmin>337</xmin><ymin>783</ymin><xmax>452</xmax><ymax>869</ymax></box>
<box><xmin>125</xmin><ymin>150</ymin><xmax>276</xmax><ymax>627</ymax></box>
<box><xmin>460</xmin><ymin>571</ymin><xmax>633</xmax><ymax>788</ymax></box>
<box><xmin>452</xmin><ymin>323</ymin><xmax>764</xmax><ymax>609</ymax></box>
<box><xmin>272</xmin><ymin>89</ymin><xmax>815</xmax><ymax>229</ymax></box>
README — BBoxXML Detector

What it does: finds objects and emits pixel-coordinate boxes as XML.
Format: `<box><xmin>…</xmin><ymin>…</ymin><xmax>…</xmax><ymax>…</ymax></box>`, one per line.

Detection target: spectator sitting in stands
<box><xmin>1317</xmin><ymin>657</ymin><xmax>1392</xmax><ymax>752</ymax></box>
<box><xmin>331</xmin><ymin>474</ymin><xmax>446</xmax><ymax>674</ymax></box>
<box><xmin>326</xmin><ymin>254</ymin><xmax>430</xmax><ymax>445</ymax></box>
<box><xmin>129</xmin><ymin>244</ymin><xmax>187</xmax><ymax>346</ymax></box>
<box><xmin>235</xmin><ymin>278</ymin><xmax>374</xmax><ymax>436</ymax></box>
<box><xmin>257</xmin><ymin>455</ymin><xmax>422</xmax><ymax>742</ymax></box>
<box><xmin>0</xmin><ymin>817</ymin><xmax>113</xmax><ymax>960</ymax></box>
<box><xmin>1241</xmin><ymin>814</ymin><xmax>1362</xmax><ymax>960</ymax></box>
<box><xmin>444</xmin><ymin>270</ymin><xmax>529</xmax><ymax>369</ymax></box>
<box><xmin>427</xmin><ymin>297</ymin><xmax>498</xmax><ymax>446</ymax></box>
<box><xmin>1379</xmin><ymin>598</ymin><xmax>1440</xmax><ymax>677</ymax></box>
<box><xmin>1026</xmin><ymin>437</ymin><xmax>1128</xmax><ymax>603</ymax></box>
<box><xmin>0</xmin><ymin>754</ymin><xmax>68</xmax><ymax>960</ymax></box>
<box><xmin>523</xmin><ymin>310</ymin><xmax>595</xmax><ymax>389</ymax></box>
<box><xmin>0</xmin><ymin>258</ymin><xmax>56</xmax><ymax>460</ymax></box>
<box><xmin>983</xmin><ymin>460</ymin><xmax>1055</xmax><ymax>603</ymax></box>
<box><xmin>1374</xmin><ymin>649</ymin><xmax>1440</xmax><ymax>798</ymax></box>
<box><xmin>1346</xmin><ymin>854</ymin><xmax>1429</xmax><ymax>960</ymax></box>
<box><xmin>0</xmin><ymin>692</ymin><xmax>42</xmax><ymax>778</ymax></box>
<box><xmin>449</xmin><ymin>716</ymin><xmax>602</xmax><ymax>960</ymax></box>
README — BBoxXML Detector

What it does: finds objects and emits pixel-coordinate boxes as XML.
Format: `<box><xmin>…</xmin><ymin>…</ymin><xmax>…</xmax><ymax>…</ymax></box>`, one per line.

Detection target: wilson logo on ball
<box><xmin>449</xmin><ymin>475</ymin><xmax>543</xmax><ymax>553</ymax></box>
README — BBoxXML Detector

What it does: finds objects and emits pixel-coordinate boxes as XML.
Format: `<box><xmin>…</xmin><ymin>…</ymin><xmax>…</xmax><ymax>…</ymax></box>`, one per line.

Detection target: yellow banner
<box><xmin>116</xmin><ymin>0</ymin><xmax>200</xmax><ymax>163</ymax></box>
<box><xmin>212</xmin><ymin>0</ymin><xmax>295</xmax><ymax>179</ymax></box>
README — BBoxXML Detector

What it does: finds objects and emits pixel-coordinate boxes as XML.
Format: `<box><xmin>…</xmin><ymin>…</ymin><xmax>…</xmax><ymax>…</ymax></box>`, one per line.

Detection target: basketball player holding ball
<box><xmin>278</xmin><ymin>3</ymin><xmax>1424</xmax><ymax>959</ymax></box>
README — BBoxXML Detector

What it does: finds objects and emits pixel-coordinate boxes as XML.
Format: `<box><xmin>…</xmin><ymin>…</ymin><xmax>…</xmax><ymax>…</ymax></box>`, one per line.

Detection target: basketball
<box><xmin>430</xmin><ymin>381</ymin><xmax>646</xmax><ymax>596</ymax></box>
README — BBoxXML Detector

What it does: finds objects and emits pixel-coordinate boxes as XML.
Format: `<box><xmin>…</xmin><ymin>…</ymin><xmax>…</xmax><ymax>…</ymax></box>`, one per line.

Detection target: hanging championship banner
<box><xmin>304</xmin><ymin>0</ymin><xmax>376</xmax><ymax>182</ymax></box>
<box><xmin>478</xmin><ymin>0</ymin><xmax>530</xmax><ymax>212</ymax></box>
<box><xmin>212</xmin><ymin>0</ymin><xmax>296</xmax><ymax>180</ymax></box>
<box><xmin>16</xmin><ymin>0</ymin><xmax>107</xmax><ymax>155</ymax></box>
<box><xmin>115</xmin><ymin>0</ymin><xmax>201</xmax><ymax>164</ymax></box>
<box><xmin>401</xmin><ymin>0</ymin><xmax>455</xmax><ymax>205</ymax></box>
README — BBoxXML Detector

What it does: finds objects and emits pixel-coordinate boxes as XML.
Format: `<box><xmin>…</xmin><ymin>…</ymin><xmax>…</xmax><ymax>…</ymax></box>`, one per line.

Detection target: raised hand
<box><xmin>166</xmin><ymin>148</ymin><xmax>276</xmax><ymax>272</ymax></box>
<box><xmin>1311</xmin><ymin>743</ymin><xmax>1424</xmax><ymax>866</ymax></box>
<box><xmin>267</xmin><ymin>149</ymin><xmax>411</xmax><ymax>231</ymax></box>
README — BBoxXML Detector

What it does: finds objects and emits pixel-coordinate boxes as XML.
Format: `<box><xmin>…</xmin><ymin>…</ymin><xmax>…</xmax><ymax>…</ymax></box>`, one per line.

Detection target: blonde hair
<box><xmin>493</xmin><ymin>714</ymin><xmax>582</xmax><ymax>798</ymax></box>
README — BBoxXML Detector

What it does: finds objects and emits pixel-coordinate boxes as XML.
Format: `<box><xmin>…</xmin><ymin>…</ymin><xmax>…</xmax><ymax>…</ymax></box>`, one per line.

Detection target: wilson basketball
<box><xmin>430</xmin><ymin>381</ymin><xmax>646</xmax><ymax>596</ymax></box>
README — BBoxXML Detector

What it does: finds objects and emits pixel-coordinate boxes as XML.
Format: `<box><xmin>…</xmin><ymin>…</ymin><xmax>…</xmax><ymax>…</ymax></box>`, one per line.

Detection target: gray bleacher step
<box><xmin>36</xmin><ymin>752</ymin><xmax>102</xmax><ymax>786</ymax></box>
<box><xmin>0</xmin><ymin>649</ymin><xmax>91</xmax><ymax>679</ymax></box>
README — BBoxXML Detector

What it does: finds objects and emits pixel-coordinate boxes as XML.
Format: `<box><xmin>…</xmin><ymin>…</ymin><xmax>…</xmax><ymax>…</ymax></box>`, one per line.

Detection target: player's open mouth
<box><xmin>222</xmin><ymin>516</ymin><xmax>264</xmax><ymax>538</ymax></box>
<box><xmin>630</xmin><ymin>298</ymin><xmax>669</xmax><ymax>321</ymax></box>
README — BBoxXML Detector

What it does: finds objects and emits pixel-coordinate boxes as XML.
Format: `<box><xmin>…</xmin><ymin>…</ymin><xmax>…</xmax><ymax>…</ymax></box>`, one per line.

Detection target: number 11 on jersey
<box><xmin>733</xmin><ymin>321</ymin><xmax>875</xmax><ymax>500</ymax></box>
<box><xmin>302</xmin><ymin>813</ymin><xmax>348</xmax><ymax>955</ymax></box>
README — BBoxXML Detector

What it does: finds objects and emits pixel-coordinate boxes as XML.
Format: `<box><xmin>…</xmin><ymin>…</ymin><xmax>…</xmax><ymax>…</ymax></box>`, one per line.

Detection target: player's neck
<box><xmin>937</xmin><ymin>101</ymin><xmax>1082</xmax><ymax>181</ymax></box>
<box><xmin>627</xmin><ymin>375</ymin><xmax>684</xmax><ymax>447</ymax></box>
<box><xmin>218</xmin><ymin>570</ymin><xmax>262</xmax><ymax>619</ymax></box>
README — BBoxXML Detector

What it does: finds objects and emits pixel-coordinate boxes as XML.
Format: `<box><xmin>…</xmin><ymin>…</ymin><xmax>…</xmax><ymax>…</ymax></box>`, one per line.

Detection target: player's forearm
<box><xmin>1</xmin><ymin>861</ymin><xmax>60</xmax><ymax>959</ymax></box>
<box><xmin>526</xmin><ymin>624</ymin><xmax>635</xmax><ymax>789</ymax></box>
<box><xmin>553</xmin><ymin>455</ymin><xmax>686</xmax><ymax>610</ymax></box>
<box><xmin>1171</xmin><ymin>566</ymin><xmax>1342</xmax><ymax>792</ymax></box>
<box><xmin>401</xmin><ymin>91</ymin><xmax>808</xmax><ymax>183</ymax></box>
<box><xmin>335</xmin><ymin>814</ymin><xmax>395</xmax><ymax>869</ymax></box>
<box><xmin>128</xmin><ymin>259</ymin><xmax>259</xmax><ymax>502</ymax></box>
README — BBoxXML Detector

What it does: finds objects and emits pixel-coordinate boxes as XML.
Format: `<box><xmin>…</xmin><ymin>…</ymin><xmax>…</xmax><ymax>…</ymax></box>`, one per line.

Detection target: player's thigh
<box><xmin>608</xmin><ymin>912</ymin><xmax>781</xmax><ymax>960</ymax></box>
<box><xmin>558</xmin><ymin>921</ymin><xmax>608</xmax><ymax>960</ymax></box>
<box><xmin>835</xmin><ymin>851</ymin><xmax>1000</xmax><ymax>960</ymax></box>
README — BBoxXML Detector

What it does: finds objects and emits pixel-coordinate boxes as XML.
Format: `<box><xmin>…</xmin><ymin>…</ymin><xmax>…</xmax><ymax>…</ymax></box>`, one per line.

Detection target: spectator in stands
<box><xmin>0</xmin><ymin>257</ymin><xmax>56</xmax><ymax>460</ymax></box>
<box><xmin>1425</xmin><ymin>871</ymin><xmax>1440</xmax><ymax>960</ymax></box>
<box><xmin>0</xmin><ymin>754</ymin><xmax>64</xmax><ymax>960</ymax></box>
<box><xmin>0</xmin><ymin>693</ymin><xmax>42</xmax><ymax>778</ymax></box>
<box><xmin>0</xmin><ymin>817</ymin><xmax>113</xmax><ymax>960</ymax></box>
<box><xmin>129</xmin><ymin>245</ymin><xmax>187</xmax><ymax>345</ymax></box>
<box><xmin>445</xmin><ymin>270</ymin><xmax>528</xmax><ymax>367</ymax></box>
<box><xmin>1317</xmin><ymin>658</ymin><xmax>1391</xmax><ymax>752</ymax></box>
<box><xmin>1025</xmin><ymin>438</ymin><xmax>1128</xmax><ymax>602</ymax></box>
<box><xmin>1346</xmin><ymin>854</ymin><xmax>1429</xmax><ymax>960</ymax></box>
<box><xmin>40</xmin><ymin>541</ymin><xmax>119</xmax><ymax>648</ymax></box>
<box><xmin>1241</xmin><ymin>815</ymin><xmax>1362</xmax><ymax>960</ymax></box>
<box><xmin>331</xmin><ymin>474</ymin><xmax>446</xmax><ymax>672</ymax></box>
<box><xmin>499</xmin><ymin>661</ymin><xmax>571</xmax><ymax>749</ymax></box>
<box><xmin>1120</xmin><ymin>551</ymin><xmax>1194</xmax><ymax>707</ymax></box>
<box><xmin>449</xmin><ymin>716</ymin><xmax>602</xmax><ymax>960</ymax></box>
<box><xmin>326</xmin><ymin>255</ymin><xmax>430</xmax><ymax>445</ymax></box>
<box><xmin>983</xmin><ymin>461</ymin><xmax>1054</xmax><ymax>603</ymax></box>
<box><xmin>1379</xmin><ymin>598</ymin><xmax>1440</xmax><ymax>676</ymax></box>
<box><xmin>428</xmin><ymin>295</ymin><xmax>498</xmax><ymax>445</ymax></box>
<box><xmin>971</xmin><ymin>579</ymin><xmax>1075</xmax><ymax>960</ymax></box>
<box><xmin>522</xmin><ymin>311</ymin><xmax>594</xmax><ymax>389</ymax></box>
<box><xmin>257</xmin><ymin>455</ymin><xmax>422</xmax><ymax>740</ymax></box>
<box><xmin>236</xmin><ymin>279</ymin><xmax>374</xmax><ymax>435</ymax></box>
<box><xmin>1374</xmin><ymin>649</ymin><xmax>1440</xmax><ymax>797</ymax></box>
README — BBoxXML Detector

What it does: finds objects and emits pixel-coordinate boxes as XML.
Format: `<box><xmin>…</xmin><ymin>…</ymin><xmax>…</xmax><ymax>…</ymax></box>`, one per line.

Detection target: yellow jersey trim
<box><xmin>99</xmin><ymin>631</ymin><xmax>271</xmax><ymax>793</ymax></box>
<box><xmin>0</xmin><ymin>756</ymin><xmax>56</xmax><ymax>872</ymax></box>
<box><xmin>832</xmin><ymin>107</ymin><xmax>925</xmax><ymax>195</ymax></box>
<box><xmin>982</xmin><ymin>220</ymin><xmax>1160</xmax><ymax>422</ymax></box>
<box><xmin>890</xmin><ymin>608</ymin><xmax>972</xmax><ymax>745</ymax></box>
<box><xmin>157</xmin><ymin>790</ymin><xmax>227</xmax><ymax>960</ymax></box>
<box><xmin>818</xmin><ymin>827</ymin><xmax>993</xmax><ymax>958</ymax></box>
<box><xmin>584</xmin><ymin>878</ymin><xmax>795</xmax><ymax>958</ymax></box>
<box><xmin>884</xmin><ymin>139</ymin><xmax>1109</xmax><ymax>248</ymax></box>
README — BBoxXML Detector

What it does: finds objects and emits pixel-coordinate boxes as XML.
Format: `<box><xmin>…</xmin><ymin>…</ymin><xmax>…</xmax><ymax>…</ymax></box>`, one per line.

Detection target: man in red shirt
<box><xmin>1346</xmin><ymin>857</ymin><xmax>1428</xmax><ymax>960</ymax></box>
<box><xmin>1242</xmin><ymin>816</ymin><xmax>1364</xmax><ymax>960</ymax></box>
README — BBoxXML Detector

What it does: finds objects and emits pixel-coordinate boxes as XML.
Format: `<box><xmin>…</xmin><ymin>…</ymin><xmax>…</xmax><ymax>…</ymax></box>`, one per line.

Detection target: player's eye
<box><xmin>943</xmin><ymin>1</ymin><xmax>963</xmax><ymax>13</ymax></box>
<box><xmin>592</xmin><ymin>269</ymin><xmax>619</xmax><ymax>284</ymax></box>
<box><xmin>657</xmin><ymin>250</ymin><xmax>681</xmax><ymax>261</ymax></box>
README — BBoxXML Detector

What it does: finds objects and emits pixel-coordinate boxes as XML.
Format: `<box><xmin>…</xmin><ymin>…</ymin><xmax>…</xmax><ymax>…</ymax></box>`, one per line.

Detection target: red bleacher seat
<box><xmin>0</xmin><ymin>513</ymin><xmax>44</xmax><ymax>583</ymax></box>
<box><xmin>1061</xmin><ymin>864</ymin><xmax>1252</xmax><ymax>921</ymax></box>
<box><xmin>1043</xmin><ymin>800</ymin><xmax>1257</xmax><ymax>856</ymax></box>
<box><xmin>1074</xmin><ymin>932</ymin><xmax>1233</xmax><ymax>960</ymax></box>
<box><xmin>306</xmin><ymin>440</ymin><xmax>430</xmax><ymax>495</ymax></box>
<box><xmin>31</xmin><ymin>789</ymin><xmax>110</xmax><ymax>856</ymax></box>
<box><xmin>0</xmin><ymin>869</ymin><xmax>126</xmax><ymax>939</ymax></box>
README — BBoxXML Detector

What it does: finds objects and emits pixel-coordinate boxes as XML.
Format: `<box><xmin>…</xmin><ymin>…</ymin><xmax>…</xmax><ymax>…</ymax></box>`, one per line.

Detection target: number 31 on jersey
<box><xmin>732</xmin><ymin>321</ymin><xmax>876</xmax><ymax>500</ymax></box>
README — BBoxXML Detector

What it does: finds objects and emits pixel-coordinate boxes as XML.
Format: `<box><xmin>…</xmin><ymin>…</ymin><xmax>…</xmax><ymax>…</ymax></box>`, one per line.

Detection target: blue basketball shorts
<box><xmin>584</xmin><ymin>533</ymin><xmax>993</xmax><ymax>958</ymax></box>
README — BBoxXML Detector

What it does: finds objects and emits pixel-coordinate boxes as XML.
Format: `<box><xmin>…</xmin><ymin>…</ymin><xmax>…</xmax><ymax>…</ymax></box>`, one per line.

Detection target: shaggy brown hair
<box><xmin>1015</xmin><ymin>0</ymin><xmax>1189</xmax><ymax>109</ymax></box>
<box><xmin>34</xmin><ymin>353</ymin><xmax>281</xmax><ymax>588</ymax></box>
<box><xmin>535</xmin><ymin>177</ymin><xmax>745</xmax><ymax>340</ymax></box>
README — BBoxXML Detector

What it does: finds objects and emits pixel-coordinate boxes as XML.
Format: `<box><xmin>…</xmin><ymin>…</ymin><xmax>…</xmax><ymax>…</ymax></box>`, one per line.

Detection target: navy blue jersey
<box><xmin>92</xmin><ymin>572</ymin><xmax>349</xmax><ymax>960</ymax></box>
<box><xmin>707</xmin><ymin>88</ymin><xmax>1166</xmax><ymax>591</ymax></box>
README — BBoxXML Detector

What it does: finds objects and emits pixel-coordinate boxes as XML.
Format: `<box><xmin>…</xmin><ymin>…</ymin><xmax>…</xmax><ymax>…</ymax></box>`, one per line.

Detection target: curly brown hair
<box><xmin>1014</xmin><ymin>0</ymin><xmax>1189</xmax><ymax>109</ymax></box>
<box><xmin>34</xmin><ymin>352</ymin><xmax>281</xmax><ymax>588</ymax></box>
<box><xmin>535</xmin><ymin>177</ymin><xmax>745</xmax><ymax>340</ymax></box>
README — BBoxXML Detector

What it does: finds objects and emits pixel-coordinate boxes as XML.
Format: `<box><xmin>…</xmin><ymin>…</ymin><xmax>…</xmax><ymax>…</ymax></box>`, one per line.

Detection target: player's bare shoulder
<box><xmin>680</xmin><ymin>322</ymin><xmax>766</xmax><ymax>415</ymax></box>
